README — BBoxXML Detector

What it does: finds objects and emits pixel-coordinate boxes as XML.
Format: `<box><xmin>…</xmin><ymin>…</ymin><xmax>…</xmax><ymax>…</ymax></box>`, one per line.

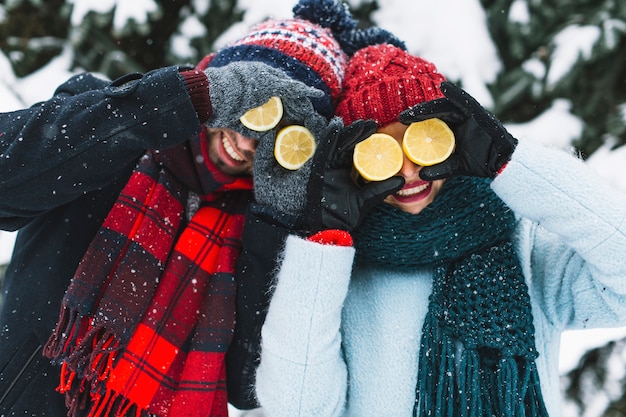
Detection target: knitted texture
<box><xmin>336</xmin><ymin>43</ymin><xmax>446</xmax><ymax>126</ymax></box>
<box><xmin>353</xmin><ymin>177</ymin><xmax>549</xmax><ymax>417</ymax></box>
<box><xmin>204</xmin><ymin>61</ymin><xmax>327</xmax><ymax>144</ymax></box>
<box><xmin>206</xmin><ymin>0</ymin><xmax>351</xmax><ymax>119</ymax></box>
<box><xmin>228</xmin><ymin>19</ymin><xmax>345</xmax><ymax>100</ymax></box>
<box><xmin>204</xmin><ymin>0</ymin><xmax>406</xmax><ymax>120</ymax></box>
<box><xmin>180</xmin><ymin>69</ymin><xmax>212</xmax><ymax>123</ymax></box>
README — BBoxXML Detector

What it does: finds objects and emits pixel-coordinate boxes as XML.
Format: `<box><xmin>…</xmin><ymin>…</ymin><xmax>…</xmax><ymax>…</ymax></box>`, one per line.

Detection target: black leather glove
<box><xmin>399</xmin><ymin>81</ymin><xmax>518</xmax><ymax>180</ymax></box>
<box><xmin>304</xmin><ymin>118</ymin><xmax>404</xmax><ymax>232</ymax></box>
<box><xmin>253</xmin><ymin>117</ymin><xmax>404</xmax><ymax>233</ymax></box>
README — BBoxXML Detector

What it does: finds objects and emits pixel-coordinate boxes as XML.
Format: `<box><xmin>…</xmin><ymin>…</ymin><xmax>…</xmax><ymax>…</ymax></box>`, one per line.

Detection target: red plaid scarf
<box><xmin>44</xmin><ymin>134</ymin><xmax>252</xmax><ymax>417</ymax></box>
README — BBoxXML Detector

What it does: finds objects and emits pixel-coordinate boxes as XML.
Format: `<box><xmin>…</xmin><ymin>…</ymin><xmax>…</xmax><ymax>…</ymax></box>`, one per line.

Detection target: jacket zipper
<box><xmin>0</xmin><ymin>344</ymin><xmax>42</xmax><ymax>406</ymax></box>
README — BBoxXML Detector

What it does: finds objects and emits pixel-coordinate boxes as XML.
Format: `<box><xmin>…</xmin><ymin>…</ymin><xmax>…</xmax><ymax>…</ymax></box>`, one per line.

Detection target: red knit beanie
<box><xmin>336</xmin><ymin>44</ymin><xmax>446</xmax><ymax>126</ymax></box>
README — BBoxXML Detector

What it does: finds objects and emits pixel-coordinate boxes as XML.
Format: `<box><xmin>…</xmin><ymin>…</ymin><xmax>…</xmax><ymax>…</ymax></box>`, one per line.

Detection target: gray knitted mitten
<box><xmin>251</xmin><ymin>109</ymin><xmax>328</xmax><ymax>221</ymax></box>
<box><xmin>204</xmin><ymin>61</ymin><xmax>324</xmax><ymax>141</ymax></box>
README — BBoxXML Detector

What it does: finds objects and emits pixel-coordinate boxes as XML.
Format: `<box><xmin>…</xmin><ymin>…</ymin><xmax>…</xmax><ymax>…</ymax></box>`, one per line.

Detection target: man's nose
<box><xmin>238</xmin><ymin>135</ymin><xmax>258</xmax><ymax>152</ymax></box>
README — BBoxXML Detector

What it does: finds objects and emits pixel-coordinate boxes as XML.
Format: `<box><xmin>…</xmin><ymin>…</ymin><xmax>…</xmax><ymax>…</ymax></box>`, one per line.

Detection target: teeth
<box><xmin>223</xmin><ymin>136</ymin><xmax>244</xmax><ymax>161</ymax></box>
<box><xmin>396</xmin><ymin>183</ymin><xmax>429</xmax><ymax>196</ymax></box>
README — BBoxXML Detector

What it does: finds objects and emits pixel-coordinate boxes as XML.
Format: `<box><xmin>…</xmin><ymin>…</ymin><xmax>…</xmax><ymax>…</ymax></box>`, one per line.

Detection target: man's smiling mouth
<box><xmin>222</xmin><ymin>135</ymin><xmax>245</xmax><ymax>162</ymax></box>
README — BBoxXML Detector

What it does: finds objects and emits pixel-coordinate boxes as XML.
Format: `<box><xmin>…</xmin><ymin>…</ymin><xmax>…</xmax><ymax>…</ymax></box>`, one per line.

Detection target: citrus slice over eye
<box><xmin>353</xmin><ymin>133</ymin><xmax>403</xmax><ymax>182</ymax></box>
<box><xmin>274</xmin><ymin>125</ymin><xmax>316</xmax><ymax>170</ymax></box>
<box><xmin>239</xmin><ymin>96</ymin><xmax>283</xmax><ymax>132</ymax></box>
<box><xmin>402</xmin><ymin>118</ymin><xmax>455</xmax><ymax>166</ymax></box>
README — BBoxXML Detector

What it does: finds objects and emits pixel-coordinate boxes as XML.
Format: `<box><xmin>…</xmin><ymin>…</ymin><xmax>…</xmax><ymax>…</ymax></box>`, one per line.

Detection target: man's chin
<box><xmin>213</xmin><ymin>158</ymin><xmax>252</xmax><ymax>177</ymax></box>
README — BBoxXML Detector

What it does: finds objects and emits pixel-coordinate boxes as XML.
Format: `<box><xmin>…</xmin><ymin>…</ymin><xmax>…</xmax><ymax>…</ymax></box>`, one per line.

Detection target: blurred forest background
<box><xmin>1</xmin><ymin>0</ymin><xmax>626</xmax><ymax>416</ymax></box>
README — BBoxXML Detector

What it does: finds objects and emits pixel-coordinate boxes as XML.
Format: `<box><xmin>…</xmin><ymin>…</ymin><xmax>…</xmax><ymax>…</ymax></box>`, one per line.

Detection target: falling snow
<box><xmin>1</xmin><ymin>1</ymin><xmax>626</xmax><ymax>416</ymax></box>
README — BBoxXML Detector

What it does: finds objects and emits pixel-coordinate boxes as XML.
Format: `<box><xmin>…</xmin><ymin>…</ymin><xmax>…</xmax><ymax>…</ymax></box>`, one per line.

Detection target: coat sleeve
<box><xmin>255</xmin><ymin>234</ymin><xmax>355</xmax><ymax>417</ymax></box>
<box><xmin>0</xmin><ymin>67</ymin><xmax>202</xmax><ymax>229</ymax></box>
<box><xmin>226</xmin><ymin>206</ymin><xmax>292</xmax><ymax>410</ymax></box>
<box><xmin>491</xmin><ymin>139</ymin><xmax>626</xmax><ymax>330</ymax></box>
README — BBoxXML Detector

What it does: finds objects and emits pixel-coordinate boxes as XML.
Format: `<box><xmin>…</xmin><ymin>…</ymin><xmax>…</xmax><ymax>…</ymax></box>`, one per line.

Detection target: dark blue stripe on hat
<box><xmin>210</xmin><ymin>44</ymin><xmax>333</xmax><ymax>119</ymax></box>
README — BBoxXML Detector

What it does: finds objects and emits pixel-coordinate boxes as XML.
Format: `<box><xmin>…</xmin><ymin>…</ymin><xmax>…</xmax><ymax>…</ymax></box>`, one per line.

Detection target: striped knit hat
<box><xmin>336</xmin><ymin>43</ymin><xmax>446</xmax><ymax>126</ymax></box>
<box><xmin>201</xmin><ymin>0</ymin><xmax>349</xmax><ymax>119</ymax></box>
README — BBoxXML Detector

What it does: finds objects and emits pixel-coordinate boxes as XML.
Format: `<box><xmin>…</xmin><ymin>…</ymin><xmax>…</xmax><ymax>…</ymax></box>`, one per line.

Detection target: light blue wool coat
<box><xmin>254</xmin><ymin>139</ymin><xmax>626</xmax><ymax>417</ymax></box>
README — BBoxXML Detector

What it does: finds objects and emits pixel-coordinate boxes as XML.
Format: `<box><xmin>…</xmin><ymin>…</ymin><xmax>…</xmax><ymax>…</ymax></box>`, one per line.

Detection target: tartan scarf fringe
<box><xmin>87</xmin><ymin>388</ymin><xmax>151</xmax><ymax>417</ymax></box>
<box><xmin>45</xmin><ymin>308</ymin><xmax>121</xmax><ymax>380</ymax></box>
<box><xmin>57</xmin><ymin>362</ymin><xmax>151</xmax><ymax>417</ymax></box>
<box><xmin>44</xmin><ymin>303</ymin><xmax>81</xmax><ymax>361</ymax></box>
<box><xmin>46</xmin><ymin>315</ymin><xmax>123</xmax><ymax>415</ymax></box>
<box><xmin>62</xmin><ymin>379</ymin><xmax>152</xmax><ymax>417</ymax></box>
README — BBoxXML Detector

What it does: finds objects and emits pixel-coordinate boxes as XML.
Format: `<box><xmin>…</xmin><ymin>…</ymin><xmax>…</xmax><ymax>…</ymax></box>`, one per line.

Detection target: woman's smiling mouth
<box><xmin>392</xmin><ymin>181</ymin><xmax>432</xmax><ymax>203</ymax></box>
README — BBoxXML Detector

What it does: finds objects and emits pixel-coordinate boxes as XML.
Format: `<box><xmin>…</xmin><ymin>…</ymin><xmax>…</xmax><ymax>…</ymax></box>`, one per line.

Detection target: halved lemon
<box><xmin>240</xmin><ymin>96</ymin><xmax>283</xmax><ymax>132</ymax></box>
<box><xmin>353</xmin><ymin>133</ymin><xmax>403</xmax><ymax>182</ymax></box>
<box><xmin>402</xmin><ymin>118</ymin><xmax>455</xmax><ymax>166</ymax></box>
<box><xmin>274</xmin><ymin>125</ymin><xmax>316</xmax><ymax>170</ymax></box>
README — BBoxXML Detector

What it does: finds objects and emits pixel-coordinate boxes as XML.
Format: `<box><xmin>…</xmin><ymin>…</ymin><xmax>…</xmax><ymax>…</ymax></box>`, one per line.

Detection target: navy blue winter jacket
<box><xmin>0</xmin><ymin>66</ymin><xmax>203</xmax><ymax>415</ymax></box>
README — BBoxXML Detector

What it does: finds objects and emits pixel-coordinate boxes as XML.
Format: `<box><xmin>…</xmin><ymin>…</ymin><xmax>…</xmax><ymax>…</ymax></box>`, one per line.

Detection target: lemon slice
<box><xmin>402</xmin><ymin>118</ymin><xmax>455</xmax><ymax>166</ymax></box>
<box><xmin>274</xmin><ymin>125</ymin><xmax>316</xmax><ymax>170</ymax></box>
<box><xmin>353</xmin><ymin>133</ymin><xmax>403</xmax><ymax>182</ymax></box>
<box><xmin>240</xmin><ymin>96</ymin><xmax>283</xmax><ymax>132</ymax></box>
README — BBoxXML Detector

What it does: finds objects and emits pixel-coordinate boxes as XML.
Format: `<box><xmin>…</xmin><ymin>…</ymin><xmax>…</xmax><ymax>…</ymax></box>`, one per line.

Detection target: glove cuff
<box><xmin>495</xmin><ymin>161</ymin><xmax>509</xmax><ymax>177</ymax></box>
<box><xmin>307</xmin><ymin>230</ymin><xmax>353</xmax><ymax>247</ymax></box>
<box><xmin>180</xmin><ymin>69</ymin><xmax>211</xmax><ymax>124</ymax></box>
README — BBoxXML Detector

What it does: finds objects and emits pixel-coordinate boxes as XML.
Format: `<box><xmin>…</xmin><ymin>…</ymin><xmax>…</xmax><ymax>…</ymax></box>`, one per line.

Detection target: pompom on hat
<box><xmin>336</xmin><ymin>43</ymin><xmax>446</xmax><ymax>126</ymax></box>
<box><xmin>198</xmin><ymin>0</ymin><xmax>404</xmax><ymax>119</ymax></box>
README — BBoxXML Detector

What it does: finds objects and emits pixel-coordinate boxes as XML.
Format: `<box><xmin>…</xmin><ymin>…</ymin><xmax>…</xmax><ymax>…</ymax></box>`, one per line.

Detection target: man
<box><xmin>0</xmin><ymin>0</ymin><xmax>357</xmax><ymax>415</ymax></box>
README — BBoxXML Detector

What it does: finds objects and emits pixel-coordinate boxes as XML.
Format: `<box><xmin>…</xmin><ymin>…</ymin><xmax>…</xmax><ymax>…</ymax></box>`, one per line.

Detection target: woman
<box><xmin>249</xmin><ymin>43</ymin><xmax>626</xmax><ymax>417</ymax></box>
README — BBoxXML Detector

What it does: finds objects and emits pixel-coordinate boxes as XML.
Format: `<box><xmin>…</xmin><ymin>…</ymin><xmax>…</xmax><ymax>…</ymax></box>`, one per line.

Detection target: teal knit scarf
<box><xmin>353</xmin><ymin>177</ymin><xmax>549</xmax><ymax>417</ymax></box>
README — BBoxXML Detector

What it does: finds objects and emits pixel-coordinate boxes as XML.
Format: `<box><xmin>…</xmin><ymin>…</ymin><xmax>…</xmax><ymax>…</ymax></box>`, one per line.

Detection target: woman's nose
<box><xmin>398</xmin><ymin>153</ymin><xmax>421</xmax><ymax>178</ymax></box>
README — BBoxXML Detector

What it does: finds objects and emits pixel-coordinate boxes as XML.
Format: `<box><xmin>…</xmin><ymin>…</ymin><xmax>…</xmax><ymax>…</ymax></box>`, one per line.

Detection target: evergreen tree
<box><xmin>562</xmin><ymin>337</ymin><xmax>626</xmax><ymax>416</ymax></box>
<box><xmin>0</xmin><ymin>0</ymin><xmax>243</xmax><ymax>80</ymax></box>
<box><xmin>480</xmin><ymin>0</ymin><xmax>626</xmax><ymax>158</ymax></box>
<box><xmin>0</xmin><ymin>0</ymin><xmax>71</xmax><ymax>77</ymax></box>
